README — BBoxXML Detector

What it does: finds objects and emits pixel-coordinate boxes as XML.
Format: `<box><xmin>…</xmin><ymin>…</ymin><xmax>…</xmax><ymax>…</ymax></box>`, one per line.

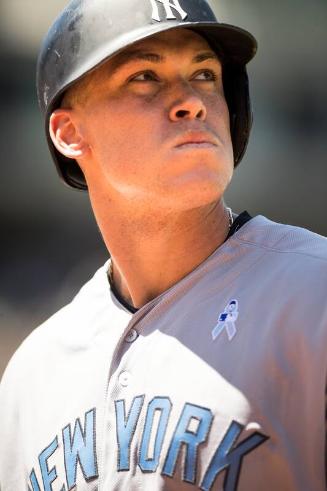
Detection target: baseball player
<box><xmin>1</xmin><ymin>0</ymin><xmax>327</xmax><ymax>490</ymax></box>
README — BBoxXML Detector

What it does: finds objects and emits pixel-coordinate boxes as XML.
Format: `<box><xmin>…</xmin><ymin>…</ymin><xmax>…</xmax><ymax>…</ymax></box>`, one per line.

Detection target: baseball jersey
<box><xmin>1</xmin><ymin>214</ymin><xmax>327</xmax><ymax>491</ymax></box>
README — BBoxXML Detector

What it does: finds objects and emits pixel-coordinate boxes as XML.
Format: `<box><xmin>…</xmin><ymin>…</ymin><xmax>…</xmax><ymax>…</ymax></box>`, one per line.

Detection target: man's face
<box><xmin>69</xmin><ymin>28</ymin><xmax>234</xmax><ymax>211</ymax></box>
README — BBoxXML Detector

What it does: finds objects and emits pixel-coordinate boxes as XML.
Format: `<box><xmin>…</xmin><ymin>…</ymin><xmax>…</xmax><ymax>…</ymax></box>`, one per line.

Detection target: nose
<box><xmin>168</xmin><ymin>83</ymin><xmax>207</xmax><ymax>122</ymax></box>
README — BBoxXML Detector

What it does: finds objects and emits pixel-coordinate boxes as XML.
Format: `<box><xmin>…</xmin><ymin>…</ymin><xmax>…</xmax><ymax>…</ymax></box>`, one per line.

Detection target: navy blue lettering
<box><xmin>162</xmin><ymin>403</ymin><xmax>213</xmax><ymax>484</ymax></box>
<box><xmin>139</xmin><ymin>397</ymin><xmax>172</xmax><ymax>473</ymax></box>
<box><xmin>115</xmin><ymin>395</ymin><xmax>145</xmax><ymax>471</ymax></box>
<box><xmin>201</xmin><ymin>421</ymin><xmax>268</xmax><ymax>491</ymax></box>
<box><xmin>62</xmin><ymin>408</ymin><xmax>98</xmax><ymax>490</ymax></box>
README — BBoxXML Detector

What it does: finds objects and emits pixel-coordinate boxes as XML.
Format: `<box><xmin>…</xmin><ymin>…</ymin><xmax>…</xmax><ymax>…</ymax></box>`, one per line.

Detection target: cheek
<box><xmin>83</xmin><ymin>100</ymin><xmax>163</xmax><ymax>192</ymax></box>
<box><xmin>87</xmin><ymin>99</ymin><xmax>160</xmax><ymax>158</ymax></box>
<box><xmin>207</xmin><ymin>92</ymin><xmax>231</xmax><ymax>135</ymax></box>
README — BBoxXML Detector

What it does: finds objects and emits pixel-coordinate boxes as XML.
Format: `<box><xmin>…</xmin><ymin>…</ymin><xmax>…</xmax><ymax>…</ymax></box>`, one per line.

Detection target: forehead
<box><xmin>101</xmin><ymin>28</ymin><xmax>216</xmax><ymax>73</ymax></box>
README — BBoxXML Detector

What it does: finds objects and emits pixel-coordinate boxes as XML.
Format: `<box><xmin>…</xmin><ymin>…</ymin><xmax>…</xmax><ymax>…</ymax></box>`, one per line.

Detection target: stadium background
<box><xmin>1</xmin><ymin>0</ymin><xmax>326</xmax><ymax>376</ymax></box>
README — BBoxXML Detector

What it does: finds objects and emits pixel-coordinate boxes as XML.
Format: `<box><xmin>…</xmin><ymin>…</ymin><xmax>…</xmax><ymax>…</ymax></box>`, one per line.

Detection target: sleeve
<box><xmin>0</xmin><ymin>344</ymin><xmax>31</xmax><ymax>490</ymax></box>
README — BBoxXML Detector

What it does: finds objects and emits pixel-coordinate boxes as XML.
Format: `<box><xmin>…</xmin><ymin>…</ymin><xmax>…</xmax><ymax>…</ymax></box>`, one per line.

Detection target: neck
<box><xmin>95</xmin><ymin>198</ymin><xmax>232</xmax><ymax>309</ymax></box>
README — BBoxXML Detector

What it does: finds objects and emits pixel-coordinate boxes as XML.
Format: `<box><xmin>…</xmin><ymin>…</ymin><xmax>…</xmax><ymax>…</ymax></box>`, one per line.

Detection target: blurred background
<box><xmin>0</xmin><ymin>0</ymin><xmax>326</xmax><ymax>377</ymax></box>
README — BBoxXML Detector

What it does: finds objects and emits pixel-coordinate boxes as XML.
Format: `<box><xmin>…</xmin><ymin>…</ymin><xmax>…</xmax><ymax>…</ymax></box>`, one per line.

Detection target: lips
<box><xmin>173</xmin><ymin>131</ymin><xmax>218</xmax><ymax>148</ymax></box>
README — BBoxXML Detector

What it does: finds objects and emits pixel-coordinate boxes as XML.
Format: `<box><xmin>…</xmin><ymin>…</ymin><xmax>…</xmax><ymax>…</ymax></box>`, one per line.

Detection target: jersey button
<box><xmin>125</xmin><ymin>329</ymin><xmax>138</xmax><ymax>343</ymax></box>
<box><xmin>119</xmin><ymin>371</ymin><xmax>131</xmax><ymax>387</ymax></box>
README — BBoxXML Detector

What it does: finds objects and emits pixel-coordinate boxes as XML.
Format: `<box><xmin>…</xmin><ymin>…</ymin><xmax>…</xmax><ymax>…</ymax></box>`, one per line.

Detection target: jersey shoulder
<box><xmin>0</xmin><ymin>261</ymin><xmax>110</xmax><ymax>394</ymax></box>
<box><xmin>235</xmin><ymin>215</ymin><xmax>327</xmax><ymax>263</ymax></box>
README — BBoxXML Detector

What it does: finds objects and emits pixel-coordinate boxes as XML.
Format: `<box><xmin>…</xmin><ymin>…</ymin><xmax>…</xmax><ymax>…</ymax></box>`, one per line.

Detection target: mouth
<box><xmin>173</xmin><ymin>131</ymin><xmax>219</xmax><ymax>149</ymax></box>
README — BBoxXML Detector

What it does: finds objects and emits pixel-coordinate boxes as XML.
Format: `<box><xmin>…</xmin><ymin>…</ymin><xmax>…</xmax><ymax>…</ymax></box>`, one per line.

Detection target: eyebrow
<box><xmin>109</xmin><ymin>50</ymin><xmax>220</xmax><ymax>75</ymax></box>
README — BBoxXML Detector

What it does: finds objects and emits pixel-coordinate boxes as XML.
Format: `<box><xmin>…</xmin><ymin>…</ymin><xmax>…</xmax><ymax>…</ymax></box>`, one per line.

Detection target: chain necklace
<box><xmin>227</xmin><ymin>206</ymin><xmax>234</xmax><ymax>229</ymax></box>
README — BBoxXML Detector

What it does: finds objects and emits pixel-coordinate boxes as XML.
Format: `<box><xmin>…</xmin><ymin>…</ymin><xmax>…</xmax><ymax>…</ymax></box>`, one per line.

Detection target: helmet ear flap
<box><xmin>223</xmin><ymin>64</ymin><xmax>253</xmax><ymax>166</ymax></box>
<box><xmin>47</xmin><ymin>133</ymin><xmax>88</xmax><ymax>190</ymax></box>
<box><xmin>64</xmin><ymin>155</ymin><xmax>87</xmax><ymax>190</ymax></box>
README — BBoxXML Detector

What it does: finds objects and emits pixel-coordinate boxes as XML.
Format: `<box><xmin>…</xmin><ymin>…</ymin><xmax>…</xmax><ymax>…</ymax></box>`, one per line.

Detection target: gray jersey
<box><xmin>1</xmin><ymin>215</ymin><xmax>327</xmax><ymax>491</ymax></box>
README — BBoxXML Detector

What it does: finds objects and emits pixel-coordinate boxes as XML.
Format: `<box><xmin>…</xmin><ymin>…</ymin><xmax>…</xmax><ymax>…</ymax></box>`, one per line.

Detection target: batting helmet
<box><xmin>37</xmin><ymin>0</ymin><xmax>257</xmax><ymax>191</ymax></box>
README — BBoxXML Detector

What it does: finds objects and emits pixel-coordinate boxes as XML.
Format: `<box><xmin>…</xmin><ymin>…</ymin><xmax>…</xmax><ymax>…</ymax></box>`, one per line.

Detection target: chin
<box><xmin>161</xmin><ymin>150</ymin><xmax>232</xmax><ymax>191</ymax></box>
<box><xmin>158</xmin><ymin>171</ymin><xmax>231</xmax><ymax>212</ymax></box>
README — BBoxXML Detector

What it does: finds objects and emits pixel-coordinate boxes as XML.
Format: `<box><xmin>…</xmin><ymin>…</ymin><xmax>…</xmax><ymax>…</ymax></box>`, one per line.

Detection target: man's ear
<box><xmin>49</xmin><ymin>109</ymin><xmax>89</xmax><ymax>160</ymax></box>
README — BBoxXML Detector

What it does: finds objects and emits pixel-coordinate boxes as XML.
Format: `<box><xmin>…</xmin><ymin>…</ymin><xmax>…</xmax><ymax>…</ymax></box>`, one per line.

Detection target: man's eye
<box><xmin>130</xmin><ymin>71</ymin><xmax>159</xmax><ymax>82</ymax></box>
<box><xmin>193</xmin><ymin>70</ymin><xmax>218</xmax><ymax>81</ymax></box>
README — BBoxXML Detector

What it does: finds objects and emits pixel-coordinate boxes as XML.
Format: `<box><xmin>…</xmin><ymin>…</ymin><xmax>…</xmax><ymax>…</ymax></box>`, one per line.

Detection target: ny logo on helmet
<box><xmin>150</xmin><ymin>0</ymin><xmax>188</xmax><ymax>22</ymax></box>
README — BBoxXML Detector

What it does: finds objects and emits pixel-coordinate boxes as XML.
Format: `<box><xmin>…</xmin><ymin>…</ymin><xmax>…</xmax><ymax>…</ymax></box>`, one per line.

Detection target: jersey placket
<box><xmin>97</xmin><ymin>297</ymin><xmax>163</xmax><ymax>490</ymax></box>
